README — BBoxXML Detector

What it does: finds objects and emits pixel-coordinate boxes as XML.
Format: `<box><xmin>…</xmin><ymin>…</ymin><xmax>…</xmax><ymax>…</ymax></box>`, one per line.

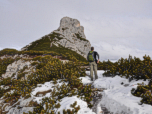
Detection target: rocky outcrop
<box><xmin>0</xmin><ymin>54</ymin><xmax>38</xmax><ymax>80</ymax></box>
<box><xmin>51</xmin><ymin>17</ymin><xmax>91</xmax><ymax>59</ymax></box>
<box><xmin>58</xmin><ymin>17</ymin><xmax>86</xmax><ymax>39</ymax></box>
<box><xmin>21</xmin><ymin>16</ymin><xmax>91</xmax><ymax>59</ymax></box>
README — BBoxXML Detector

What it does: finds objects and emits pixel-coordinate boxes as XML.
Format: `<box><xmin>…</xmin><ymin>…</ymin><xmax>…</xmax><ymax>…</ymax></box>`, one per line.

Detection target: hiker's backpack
<box><xmin>88</xmin><ymin>51</ymin><xmax>95</xmax><ymax>62</ymax></box>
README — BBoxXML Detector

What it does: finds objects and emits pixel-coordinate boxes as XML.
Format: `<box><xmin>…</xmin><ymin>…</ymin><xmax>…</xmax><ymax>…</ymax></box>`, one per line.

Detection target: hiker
<box><xmin>87</xmin><ymin>47</ymin><xmax>100</xmax><ymax>81</ymax></box>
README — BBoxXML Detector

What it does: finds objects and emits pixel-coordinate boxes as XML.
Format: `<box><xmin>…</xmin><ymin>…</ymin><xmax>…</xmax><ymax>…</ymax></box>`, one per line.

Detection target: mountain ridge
<box><xmin>21</xmin><ymin>16</ymin><xmax>91</xmax><ymax>59</ymax></box>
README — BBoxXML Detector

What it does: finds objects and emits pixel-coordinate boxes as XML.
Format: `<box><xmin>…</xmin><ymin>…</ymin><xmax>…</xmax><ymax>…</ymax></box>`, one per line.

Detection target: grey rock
<box><xmin>124</xmin><ymin>84</ymin><xmax>130</xmax><ymax>87</ymax></box>
<box><xmin>1</xmin><ymin>56</ymin><xmax>36</xmax><ymax>80</ymax></box>
<box><xmin>59</xmin><ymin>17</ymin><xmax>86</xmax><ymax>38</ymax></box>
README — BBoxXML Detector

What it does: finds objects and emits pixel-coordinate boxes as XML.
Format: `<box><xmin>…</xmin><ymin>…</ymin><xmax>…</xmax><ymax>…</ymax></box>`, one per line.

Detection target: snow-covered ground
<box><xmin>31</xmin><ymin>79</ymin><xmax>96</xmax><ymax>114</ymax></box>
<box><xmin>29</xmin><ymin>69</ymin><xmax>152</xmax><ymax>114</ymax></box>
<box><xmin>85</xmin><ymin>70</ymin><xmax>152</xmax><ymax>114</ymax></box>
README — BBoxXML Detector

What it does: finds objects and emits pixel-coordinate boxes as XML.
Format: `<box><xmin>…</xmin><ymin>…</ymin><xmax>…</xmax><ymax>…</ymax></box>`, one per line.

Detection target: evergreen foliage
<box><xmin>0</xmin><ymin>48</ymin><xmax>19</xmax><ymax>56</ymax></box>
<box><xmin>99</xmin><ymin>54</ymin><xmax>152</xmax><ymax>105</ymax></box>
<box><xmin>0</xmin><ymin>49</ymin><xmax>93</xmax><ymax>113</ymax></box>
<box><xmin>0</xmin><ymin>28</ymin><xmax>91</xmax><ymax>113</ymax></box>
<box><xmin>1</xmin><ymin>38</ymin><xmax>152</xmax><ymax>112</ymax></box>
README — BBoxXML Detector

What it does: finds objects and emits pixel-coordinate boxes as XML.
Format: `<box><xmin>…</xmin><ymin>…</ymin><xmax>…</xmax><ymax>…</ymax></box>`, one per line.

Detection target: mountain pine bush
<box><xmin>101</xmin><ymin>54</ymin><xmax>152</xmax><ymax>105</ymax></box>
<box><xmin>0</xmin><ymin>49</ymin><xmax>94</xmax><ymax>113</ymax></box>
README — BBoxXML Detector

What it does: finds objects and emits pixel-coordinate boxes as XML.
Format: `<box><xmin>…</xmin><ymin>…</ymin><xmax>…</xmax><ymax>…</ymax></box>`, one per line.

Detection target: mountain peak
<box><xmin>21</xmin><ymin>17</ymin><xmax>91</xmax><ymax>59</ymax></box>
<box><xmin>60</xmin><ymin>16</ymin><xmax>80</xmax><ymax>28</ymax></box>
<box><xmin>57</xmin><ymin>16</ymin><xmax>86</xmax><ymax>39</ymax></box>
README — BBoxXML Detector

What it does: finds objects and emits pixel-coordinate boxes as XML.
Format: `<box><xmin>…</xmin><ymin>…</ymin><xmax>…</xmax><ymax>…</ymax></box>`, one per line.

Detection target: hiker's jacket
<box><xmin>87</xmin><ymin>51</ymin><xmax>100</xmax><ymax>64</ymax></box>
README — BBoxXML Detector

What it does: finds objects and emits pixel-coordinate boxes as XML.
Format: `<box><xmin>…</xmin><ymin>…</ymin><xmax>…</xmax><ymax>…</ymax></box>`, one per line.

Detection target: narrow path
<box><xmin>83</xmin><ymin>78</ymin><xmax>113</xmax><ymax>114</ymax></box>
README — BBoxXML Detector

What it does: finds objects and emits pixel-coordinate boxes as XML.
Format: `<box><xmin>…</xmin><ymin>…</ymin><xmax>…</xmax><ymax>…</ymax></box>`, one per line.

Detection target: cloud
<box><xmin>0</xmin><ymin>0</ymin><xmax>152</xmax><ymax>61</ymax></box>
<box><xmin>83</xmin><ymin>16</ymin><xmax>152</xmax><ymax>50</ymax></box>
<box><xmin>92</xmin><ymin>41</ymin><xmax>152</xmax><ymax>61</ymax></box>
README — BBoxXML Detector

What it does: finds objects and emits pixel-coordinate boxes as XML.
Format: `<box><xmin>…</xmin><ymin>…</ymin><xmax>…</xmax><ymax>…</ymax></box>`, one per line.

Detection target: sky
<box><xmin>0</xmin><ymin>0</ymin><xmax>152</xmax><ymax>61</ymax></box>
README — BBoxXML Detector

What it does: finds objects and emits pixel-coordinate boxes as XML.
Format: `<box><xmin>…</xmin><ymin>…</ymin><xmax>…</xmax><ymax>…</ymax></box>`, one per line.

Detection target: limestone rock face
<box><xmin>58</xmin><ymin>17</ymin><xmax>86</xmax><ymax>39</ymax></box>
<box><xmin>1</xmin><ymin>55</ymin><xmax>37</xmax><ymax>80</ymax></box>
<box><xmin>21</xmin><ymin>16</ymin><xmax>91</xmax><ymax>59</ymax></box>
<box><xmin>52</xmin><ymin>17</ymin><xmax>91</xmax><ymax>59</ymax></box>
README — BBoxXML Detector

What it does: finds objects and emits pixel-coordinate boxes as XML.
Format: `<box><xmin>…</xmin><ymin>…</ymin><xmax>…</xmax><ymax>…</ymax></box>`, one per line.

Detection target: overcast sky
<box><xmin>0</xmin><ymin>0</ymin><xmax>152</xmax><ymax>61</ymax></box>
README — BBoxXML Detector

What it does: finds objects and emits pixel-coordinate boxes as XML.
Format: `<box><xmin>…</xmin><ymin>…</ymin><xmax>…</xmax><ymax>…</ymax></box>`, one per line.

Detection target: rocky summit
<box><xmin>21</xmin><ymin>16</ymin><xmax>91</xmax><ymax>59</ymax></box>
<box><xmin>58</xmin><ymin>17</ymin><xmax>86</xmax><ymax>39</ymax></box>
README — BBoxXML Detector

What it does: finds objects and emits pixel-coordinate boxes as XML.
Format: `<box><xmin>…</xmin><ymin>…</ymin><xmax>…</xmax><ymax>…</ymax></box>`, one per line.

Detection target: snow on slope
<box><xmin>84</xmin><ymin>70</ymin><xmax>152</xmax><ymax>114</ymax></box>
<box><xmin>31</xmin><ymin>79</ymin><xmax>96</xmax><ymax>114</ymax></box>
<box><xmin>22</xmin><ymin>70</ymin><xmax>152</xmax><ymax>114</ymax></box>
